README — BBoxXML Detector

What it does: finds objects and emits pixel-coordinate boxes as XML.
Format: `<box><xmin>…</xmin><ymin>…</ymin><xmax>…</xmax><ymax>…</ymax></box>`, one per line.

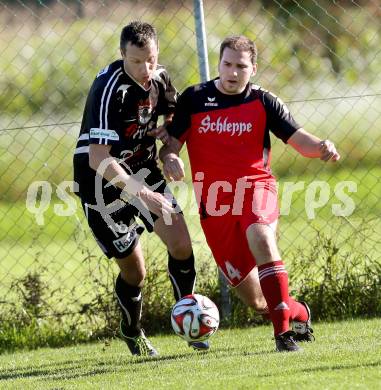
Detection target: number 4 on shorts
<box><xmin>225</xmin><ymin>261</ymin><xmax>242</xmax><ymax>281</ymax></box>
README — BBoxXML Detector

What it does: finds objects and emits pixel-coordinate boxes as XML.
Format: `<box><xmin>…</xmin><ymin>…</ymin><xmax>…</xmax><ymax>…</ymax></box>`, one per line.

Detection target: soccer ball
<box><xmin>171</xmin><ymin>294</ymin><xmax>220</xmax><ymax>342</ymax></box>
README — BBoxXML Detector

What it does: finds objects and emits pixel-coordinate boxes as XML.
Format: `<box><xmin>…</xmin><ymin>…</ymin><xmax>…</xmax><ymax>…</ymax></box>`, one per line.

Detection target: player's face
<box><xmin>121</xmin><ymin>39</ymin><xmax>158</xmax><ymax>88</ymax></box>
<box><xmin>218</xmin><ymin>48</ymin><xmax>257</xmax><ymax>94</ymax></box>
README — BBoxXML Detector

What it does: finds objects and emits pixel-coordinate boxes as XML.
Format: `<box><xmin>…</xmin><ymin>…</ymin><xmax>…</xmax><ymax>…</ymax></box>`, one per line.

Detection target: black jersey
<box><xmin>168</xmin><ymin>79</ymin><xmax>300</xmax><ymax>189</ymax></box>
<box><xmin>73</xmin><ymin>59</ymin><xmax>177</xmax><ymax>199</ymax></box>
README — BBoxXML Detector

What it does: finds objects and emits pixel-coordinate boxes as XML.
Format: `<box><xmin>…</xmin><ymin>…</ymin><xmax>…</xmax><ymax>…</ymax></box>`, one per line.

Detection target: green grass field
<box><xmin>0</xmin><ymin>318</ymin><xmax>380</xmax><ymax>389</ymax></box>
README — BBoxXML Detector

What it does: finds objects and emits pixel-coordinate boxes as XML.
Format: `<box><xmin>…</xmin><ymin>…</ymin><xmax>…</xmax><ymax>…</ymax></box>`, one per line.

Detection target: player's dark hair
<box><xmin>219</xmin><ymin>35</ymin><xmax>257</xmax><ymax>64</ymax></box>
<box><xmin>120</xmin><ymin>21</ymin><xmax>157</xmax><ymax>53</ymax></box>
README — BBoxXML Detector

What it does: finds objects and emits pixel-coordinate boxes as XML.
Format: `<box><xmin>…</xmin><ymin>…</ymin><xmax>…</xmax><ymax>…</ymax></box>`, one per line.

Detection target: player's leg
<box><xmin>245</xmin><ymin>222</ymin><xmax>313</xmax><ymax>336</ymax></box>
<box><xmin>246</xmin><ymin>222</ymin><xmax>310</xmax><ymax>351</ymax></box>
<box><xmin>200</xmin><ymin>214</ymin><xmax>269</xmax><ymax>322</ymax></box>
<box><xmin>245</xmin><ymin>222</ymin><xmax>288</xmax><ymax>331</ymax></box>
<box><xmin>114</xmin><ymin>243</ymin><xmax>145</xmax><ymax>338</ymax></box>
<box><xmin>154</xmin><ymin>213</ymin><xmax>210</xmax><ymax>350</ymax></box>
<box><xmin>233</xmin><ymin>267</ymin><xmax>269</xmax><ymax>317</ymax></box>
<box><xmin>200</xmin><ymin>213</ymin><xmax>268</xmax><ymax>315</ymax></box>
<box><xmin>81</xmin><ymin>201</ymin><xmax>157</xmax><ymax>356</ymax></box>
<box><xmin>144</xmin><ymin>167</ymin><xmax>197</xmax><ymax>302</ymax></box>
<box><xmin>153</xmin><ymin>213</ymin><xmax>196</xmax><ymax>302</ymax></box>
<box><xmin>114</xmin><ymin>245</ymin><xmax>158</xmax><ymax>356</ymax></box>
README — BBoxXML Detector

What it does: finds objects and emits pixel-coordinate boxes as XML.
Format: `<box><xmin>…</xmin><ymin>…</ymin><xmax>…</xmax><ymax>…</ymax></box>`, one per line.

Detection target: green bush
<box><xmin>288</xmin><ymin>218</ymin><xmax>381</xmax><ymax>320</ymax></box>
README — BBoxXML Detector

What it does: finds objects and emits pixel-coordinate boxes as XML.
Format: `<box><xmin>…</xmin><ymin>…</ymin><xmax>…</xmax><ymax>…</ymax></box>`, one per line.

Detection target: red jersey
<box><xmin>170</xmin><ymin>79</ymin><xmax>299</xmax><ymax>181</ymax></box>
<box><xmin>169</xmin><ymin>79</ymin><xmax>300</xmax><ymax>215</ymax></box>
<box><xmin>169</xmin><ymin>80</ymin><xmax>301</xmax><ymax>283</ymax></box>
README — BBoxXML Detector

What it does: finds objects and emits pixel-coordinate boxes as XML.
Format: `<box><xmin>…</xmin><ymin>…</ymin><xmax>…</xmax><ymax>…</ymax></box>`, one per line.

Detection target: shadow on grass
<box><xmin>0</xmin><ymin>346</ymin><xmax>270</xmax><ymax>381</ymax></box>
<box><xmin>2</xmin><ymin>343</ymin><xmax>380</xmax><ymax>382</ymax></box>
<box><xmin>256</xmin><ymin>360</ymin><xmax>381</xmax><ymax>378</ymax></box>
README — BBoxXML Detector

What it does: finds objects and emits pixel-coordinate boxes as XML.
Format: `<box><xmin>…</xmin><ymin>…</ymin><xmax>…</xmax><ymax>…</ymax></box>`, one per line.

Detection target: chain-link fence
<box><xmin>0</xmin><ymin>0</ymin><xmax>380</xmax><ymax>337</ymax></box>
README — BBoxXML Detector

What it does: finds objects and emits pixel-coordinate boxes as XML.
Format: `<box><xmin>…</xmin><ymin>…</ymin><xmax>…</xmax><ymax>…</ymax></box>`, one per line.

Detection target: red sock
<box><xmin>289</xmin><ymin>298</ymin><xmax>309</xmax><ymax>322</ymax></box>
<box><xmin>258</xmin><ymin>260</ymin><xmax>290</xmax><ymax>336</ymax></box>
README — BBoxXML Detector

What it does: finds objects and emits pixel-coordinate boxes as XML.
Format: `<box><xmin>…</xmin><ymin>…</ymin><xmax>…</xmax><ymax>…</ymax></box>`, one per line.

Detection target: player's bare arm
<box><xmin>287</xmin><ymin>128</ymin><xmax>341</xmax><ymax>162</ymax></box>
<box><xmin>159</xmin><ymin>137</ymin><xmax>185</xmax><ymax>181</ymax></box>
<box><xmin>89</xmin><ymin>144</ymin><xmax>173</xmax><ymax>216</ymax></box>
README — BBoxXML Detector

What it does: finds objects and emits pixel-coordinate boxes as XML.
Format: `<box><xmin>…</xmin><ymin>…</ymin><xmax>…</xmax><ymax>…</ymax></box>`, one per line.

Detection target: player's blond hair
<box><xmin>219</xmin><ymin>35</ymin><xmax>257</xmax><ymax>65</ymax></box>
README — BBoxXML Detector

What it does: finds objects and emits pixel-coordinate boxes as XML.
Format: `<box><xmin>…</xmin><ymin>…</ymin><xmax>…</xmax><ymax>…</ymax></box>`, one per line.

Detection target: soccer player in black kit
<box><xmin>73</xmin><ymin>21</ymin><xmax>207</xmax><ymax>356</ymax></box>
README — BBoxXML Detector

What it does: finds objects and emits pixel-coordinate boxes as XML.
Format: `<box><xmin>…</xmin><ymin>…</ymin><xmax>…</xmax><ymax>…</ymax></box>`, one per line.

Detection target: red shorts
<box><xmin>200</xmin><ymin>181</ymin><xmax>278</xmax><ymax>287</ymax></box>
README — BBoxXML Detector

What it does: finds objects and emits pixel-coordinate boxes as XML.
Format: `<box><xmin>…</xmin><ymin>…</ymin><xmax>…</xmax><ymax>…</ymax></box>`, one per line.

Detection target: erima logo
<box><xmin>205</xmin><ymin>97</ymin><xmax>218</xmax><ymax>107</ymax></box>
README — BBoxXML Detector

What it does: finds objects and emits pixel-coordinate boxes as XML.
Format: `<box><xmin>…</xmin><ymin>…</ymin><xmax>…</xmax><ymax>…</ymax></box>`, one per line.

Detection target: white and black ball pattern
<box><xmin>171</xmin><ymin>294</ymin><xmax>220</xmax><ymax>342</ymax></box>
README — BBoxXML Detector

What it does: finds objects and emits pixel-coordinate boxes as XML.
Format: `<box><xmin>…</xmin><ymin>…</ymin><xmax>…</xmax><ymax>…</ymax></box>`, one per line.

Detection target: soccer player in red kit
<box><xmin>160</xmin><ymin>35</ymin><xmax>340</xmax><ymax>352</ymax></box>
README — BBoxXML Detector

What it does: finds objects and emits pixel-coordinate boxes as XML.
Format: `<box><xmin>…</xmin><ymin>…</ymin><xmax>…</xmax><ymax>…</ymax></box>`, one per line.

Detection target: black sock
<box><xmin>168</xmin><ymin>252</ymin><xmax>196</xmax><ymax>301</ymax></box>
<box><xmin>115</xmin><ymin>273</ymin><xmax>142</xmax><ymax>337</ymax></box>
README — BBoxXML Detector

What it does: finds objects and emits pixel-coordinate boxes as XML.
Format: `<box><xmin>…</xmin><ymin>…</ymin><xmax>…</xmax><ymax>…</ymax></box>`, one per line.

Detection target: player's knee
<box><xmin>251</xmin><ymin>297</ymin><xmax>267</xmax><ymax>313</ymax></box>
<box><xmin>241</xmin><ymin>293</ymin><xmax>267</xmax><ymax>311</ymax></box>
<box><xmin>120</xmin><ymin>267</ymin><xmax>146</xmax><ymax>286</ymax></box>
<box><xmin>167</xmin><ymin>237</ymin><xmax>192</xmax><ymax>259</ymax></box>
<box><xmin>169</xmin><ymin>244</ymin><xmax>192</xmax><ymax>260</ymax></box>
<box><xmin>237</xmin><ymin>291</ymin><xmax>266</xmax><ymax>311</ymax></box>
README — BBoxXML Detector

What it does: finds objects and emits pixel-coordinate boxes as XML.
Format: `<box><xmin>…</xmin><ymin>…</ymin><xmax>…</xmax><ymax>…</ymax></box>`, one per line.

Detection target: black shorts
<box><xmin>78</xmin><ymin>165</ymin><xmax>175</xmax><ymax>259</ymax></box>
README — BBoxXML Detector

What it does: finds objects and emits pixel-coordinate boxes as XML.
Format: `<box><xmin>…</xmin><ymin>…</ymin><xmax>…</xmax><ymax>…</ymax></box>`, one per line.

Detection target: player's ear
<box><xmin>252</xmin><ymin>63</ymin><xmax>258</xmax><ymax>77</ymax></box>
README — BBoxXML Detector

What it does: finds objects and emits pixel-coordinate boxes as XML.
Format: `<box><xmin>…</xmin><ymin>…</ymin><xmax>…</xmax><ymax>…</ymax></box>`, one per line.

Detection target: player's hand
<box><xmin>138</xmin><ymin>187</ymin><xmax>174</xmax><ymax>217</ymax></box>
<box><xmin>162</xmin><ymin>154</ymin><xmax>185</xmax><ymax>181</ymax></box>
<box><xmin>147</xmin><ymin>126</ymin><xmax>170</xmax><ymax>144</ymax></box>
<box><xmin>319</xmin><ymin>140</ymin><xmax>340</xmax><ymax>162</ymax></box>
